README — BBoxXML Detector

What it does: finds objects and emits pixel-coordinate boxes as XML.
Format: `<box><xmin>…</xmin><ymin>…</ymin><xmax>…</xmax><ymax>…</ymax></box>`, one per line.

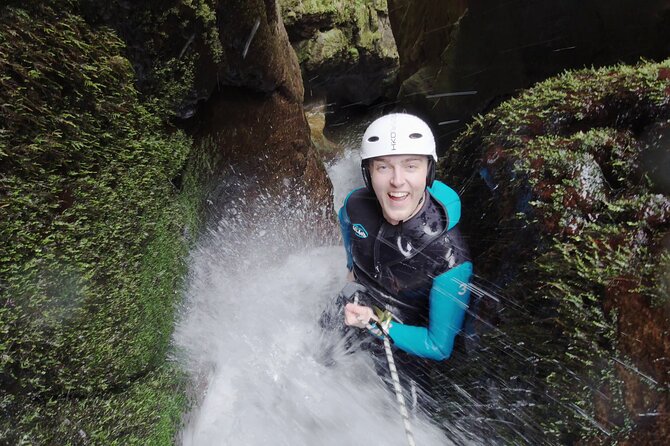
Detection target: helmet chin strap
<box><xmin>398</xmin><ymin>191</ymin><xmax>426</xmax><ymax>226</ymax></box>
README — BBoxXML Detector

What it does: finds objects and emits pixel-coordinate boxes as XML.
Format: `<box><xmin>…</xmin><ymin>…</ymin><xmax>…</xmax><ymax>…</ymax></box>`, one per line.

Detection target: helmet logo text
<box><xmin>390</xmin><ymin>131</ymin><xmax>396</xmax><ymax>151</ymax></box>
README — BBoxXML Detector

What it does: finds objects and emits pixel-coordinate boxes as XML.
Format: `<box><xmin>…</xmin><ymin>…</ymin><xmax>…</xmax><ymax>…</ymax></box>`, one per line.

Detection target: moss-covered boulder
<box><xmin>0</xmin><ymin>2</ymin><xmax>201</xmax><ymax>443</ymax></box>
<box><xmin>77</xmin><ymin>0</ymin><xmax>221</xmax><ymax>119</ymax></box>
<box><xmin>280</xmin><ymin>0</ymin><xmax>398</xmax><ymax>105</ymax></box>
<box><xmin>436</xmin><ymin>59</ymin><xmax>670</xmax><ymax>444</ymax></box>
<box><xmin>388</xmin><ymin>0</ymin><xmax>670</xmax><ymax>150</ymax></box>
<box><xmin>76</xmin><ymin>0</ymin><xmax>338</xmax><ymax>213</ymax></box>
<box><xmin>1</xmin><ymin>0</ymin><xmax>334</xmax><ymax>443</ymax></box>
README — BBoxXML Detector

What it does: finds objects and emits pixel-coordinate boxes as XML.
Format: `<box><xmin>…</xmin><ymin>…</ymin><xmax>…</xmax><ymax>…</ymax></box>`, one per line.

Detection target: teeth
<box><xmin>389</xmin><ymin>192</ymin><xmax>409</xmax><ymax>198</ymax></box>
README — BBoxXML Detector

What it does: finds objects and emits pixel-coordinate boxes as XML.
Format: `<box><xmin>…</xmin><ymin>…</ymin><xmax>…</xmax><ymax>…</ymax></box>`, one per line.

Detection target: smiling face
<box><xmin>369</xmin><ymin>154</ymin><xmax>429</xmax><ymax>225</ymax></box>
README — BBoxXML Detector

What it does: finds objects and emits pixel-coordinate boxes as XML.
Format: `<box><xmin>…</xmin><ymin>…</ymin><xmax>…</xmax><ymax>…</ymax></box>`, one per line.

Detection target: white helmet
<box><xmin>360</xmin><ymin>113</ymin><xmax>438</xmax><ymax>190</ymax></box>
<box><xmin>361</xmin><ymin>113</ymin><xmax>437</xmax><ymax>161</ymax></box>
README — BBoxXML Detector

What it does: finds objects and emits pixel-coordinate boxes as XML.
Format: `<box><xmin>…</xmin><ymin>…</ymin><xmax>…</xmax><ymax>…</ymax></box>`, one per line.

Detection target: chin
<box><xmin>384</xmin><ymin>209</ymin><xmax>411</xmax><ymax>224</ymax></box>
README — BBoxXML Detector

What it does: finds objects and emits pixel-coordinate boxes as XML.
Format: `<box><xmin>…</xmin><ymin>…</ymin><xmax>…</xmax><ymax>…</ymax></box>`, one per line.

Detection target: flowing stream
<box><xmin>174</xmin><ymin>141</ymin><xmax>467</xmax><ymax>444</ymax></box>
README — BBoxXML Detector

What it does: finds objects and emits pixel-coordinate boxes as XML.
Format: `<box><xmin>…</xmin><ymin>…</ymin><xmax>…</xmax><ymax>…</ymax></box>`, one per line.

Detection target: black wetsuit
<box><xmin>338</xmin><ymin>181</ymin><xmax>473</xmax><ymax>393</ymax></box>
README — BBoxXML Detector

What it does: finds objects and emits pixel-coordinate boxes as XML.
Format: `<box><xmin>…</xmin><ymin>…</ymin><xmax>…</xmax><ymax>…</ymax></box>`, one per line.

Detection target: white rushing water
<box><xmin>174</xmin><ymin>149</ymin><xmax>456</xmax><ymax>445</ymax></box>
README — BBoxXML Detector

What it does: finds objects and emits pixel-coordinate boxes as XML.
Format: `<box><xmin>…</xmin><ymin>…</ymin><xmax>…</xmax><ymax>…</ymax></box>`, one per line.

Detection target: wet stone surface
<box><xmin>434</xmin><ymin>59</ymin><xmax>670</xmax><ymax>444</ymax></box>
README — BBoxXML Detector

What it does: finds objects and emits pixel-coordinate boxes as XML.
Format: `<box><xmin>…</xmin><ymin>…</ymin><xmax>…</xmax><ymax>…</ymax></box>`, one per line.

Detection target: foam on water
<box><xmin>173</xmin><ymin>150</ymin><xmax>456</xmax><ymax>445</ymax></box>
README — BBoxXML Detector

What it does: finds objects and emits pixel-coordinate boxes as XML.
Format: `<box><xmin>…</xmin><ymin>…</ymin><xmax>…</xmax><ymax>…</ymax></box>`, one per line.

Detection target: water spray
<box><xmin>341</xmin><ymin>282</ymin><xmax>417</xmax><ymax>446</ymax></box>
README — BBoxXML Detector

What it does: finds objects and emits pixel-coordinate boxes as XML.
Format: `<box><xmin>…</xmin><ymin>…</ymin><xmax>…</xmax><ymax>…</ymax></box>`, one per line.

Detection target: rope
<box><xmin>381</xmin><ymin>330</ymin><xmax>417</xmax><ymax>446</ymax></box>
<box><xmin>353</xmin><ymin>294</ymin><xmax>416</xmax><ymax>446</ymax></box>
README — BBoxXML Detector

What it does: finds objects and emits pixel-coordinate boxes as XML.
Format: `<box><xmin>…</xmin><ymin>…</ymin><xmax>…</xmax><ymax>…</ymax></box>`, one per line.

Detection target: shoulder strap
<box><xmin>427</xmin><ymin>180</ymin><xmax>461</xmax><ymax>230</ymax></box>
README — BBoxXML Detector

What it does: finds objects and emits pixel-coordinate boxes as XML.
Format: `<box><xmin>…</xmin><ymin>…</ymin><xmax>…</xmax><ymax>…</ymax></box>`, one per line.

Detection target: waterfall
<box><xmin>173</xmin><ymin>147</ymin><xmax>460</xmax><ymax>445</ymax></box>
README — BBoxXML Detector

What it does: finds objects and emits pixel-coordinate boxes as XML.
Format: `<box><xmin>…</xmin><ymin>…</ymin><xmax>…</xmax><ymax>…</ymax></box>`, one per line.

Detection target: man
<box><xmin>338</xmin><ymin>113</ymin><xmax>472</xmax><ymax>395</ymax></box>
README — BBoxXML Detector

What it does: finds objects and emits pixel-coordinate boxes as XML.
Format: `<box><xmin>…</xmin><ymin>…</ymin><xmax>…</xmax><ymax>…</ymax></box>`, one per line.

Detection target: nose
<box><xmin>390</xmin><ymin>168</ymin><xmax>405</xmax><ymax>187</ymax></box>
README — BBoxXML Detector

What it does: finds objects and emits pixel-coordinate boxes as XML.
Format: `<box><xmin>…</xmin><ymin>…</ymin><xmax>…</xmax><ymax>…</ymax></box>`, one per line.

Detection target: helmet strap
<box><xmin>361</xmin><ymin>160</ymin><xmax>373</xmax><ymax>192</ymax></box>
<box><xmin>426</xmin><ymin>158</ymin><xmax>436</xmax><ymax>188</ymax></box>
<box><xmin>399</xmin><ymin>192</ymin><xmax>426</xmax><ymax>227</ymax></box>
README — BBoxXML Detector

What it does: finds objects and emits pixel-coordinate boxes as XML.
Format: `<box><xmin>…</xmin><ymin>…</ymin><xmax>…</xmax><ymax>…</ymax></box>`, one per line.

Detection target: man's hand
<box><xmin>344</xmin><ymin>302</ymin><xmax>377</xmax><ymax>329</ymax></box>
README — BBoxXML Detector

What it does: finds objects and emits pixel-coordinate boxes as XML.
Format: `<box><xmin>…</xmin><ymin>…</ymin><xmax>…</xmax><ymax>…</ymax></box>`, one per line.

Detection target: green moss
<box><xmin>351</xmin><ymin>3</ymin><xmax>377</xmax><ymax>51</ymax></box>
<box><xmin>438</xmin><ymin>59</ymin><xmax>670</xmax><ymax>442</ymax></box>
<box><xmin>2</xmin><ymin>363</ymin><xmax>187</xmax><ymax>445</ymax></box>
<box><xmin>283</xmin><ymin>0</ymin><xmax>397</xmax><ymax>71</ymax></box>
<box><xmin>0</xmin><ymin>2</ymin><xmax>215</xmax><ymax>442</ymax></box>
<box><xmin>77</xmin><ymin>0</ymin><xmax>223</xmax><ymax>120</ymax></box>
<box><xmin>280</xmin><ymin>0</ymin><xmax>344</xmax><ymax>26</ymax></box>
<box><xmin>179</xmin><ymin>0</ymin><xmax>223</xmax><ymax>62</ymax></box>
<box><xmin>294</xmin><ymin>28</ymin><xmax>352</xmax><ymax>70</ymax></box>
<box><xmin>0</xmin><ymin>4</ymin><xmax>183</xmax><ymax>392</ymax></box>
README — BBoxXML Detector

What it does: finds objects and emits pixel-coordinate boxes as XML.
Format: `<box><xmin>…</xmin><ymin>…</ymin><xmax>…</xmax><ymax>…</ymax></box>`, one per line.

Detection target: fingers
<box><xmin>344</xmin><ymin>303</ymin><xmax>375</xmax><ymax>328</ymax></box>
<box><xmin>343</xmin><ymin>303</ymin><xmax>361</xmax><ymax>327</ymax></box>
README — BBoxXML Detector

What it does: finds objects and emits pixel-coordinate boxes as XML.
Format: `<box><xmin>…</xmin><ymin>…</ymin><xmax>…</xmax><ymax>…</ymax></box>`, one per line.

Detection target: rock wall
<box><xmin>191</xmin><ymin>0</ymin><xmax>333</xmax><ymax>215</ymax></box>
<box><xmin>82</xmin><ymin>0</ymin><xmax>332</xmax><ymax>207</ymax></box>
<box><xmin>437</xmin><ymin>59</ymin><xmax>670</xmax><ymax>444</ymax></box>
<box><xmin>279</xmin><ymin>0</ymin><xmax>399</xmax><ymax>105</ymax></box>
<box><xmin>0</xmin><ymin>2</ymin><xmax>195</xmax><ymax>443</ymax></box>
<box><xmin>0</xmin><ymin>0</ymin><xmax>334</xmax><ymax>442</ymax></box>
<box><xmin>388</xmin><ymin>0</ymin><xmax>670</xmax><ymax>151</ymax></box>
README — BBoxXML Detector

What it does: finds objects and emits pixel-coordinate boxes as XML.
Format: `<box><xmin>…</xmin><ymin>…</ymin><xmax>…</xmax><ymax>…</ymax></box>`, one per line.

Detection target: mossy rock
<box><xmin>280</xmin><ymin>0</ymin><xmax>344</xmax><ymax>38</ymax></box>
<box><xmin>294</xmin><ymin>28</ymin><xmax>354</xmax><ymax>71</ymax></box>
<box><xmin>0</xmin><ymin>2</ymin><xmax>207</xmax><ymax>441</ymax></box>
<box><xmin>281</xmin><ymin>0</ymin><xmax>398</xmax><ymax>104</ymax></box>
<box><xmin>436</xmin><ymin>59</ymin><xmax>670</xmax><ymax>443</ymax></box>
<box><xmin>1</xmin><ymin>363</ymin><xmax>187</xmax><ymax>445</ymax></box>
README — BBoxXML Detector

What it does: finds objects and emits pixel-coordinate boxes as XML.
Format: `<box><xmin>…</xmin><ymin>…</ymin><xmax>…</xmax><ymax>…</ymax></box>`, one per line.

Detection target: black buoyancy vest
<box><xmin>344</xmin><ymin>187</ymin><xmax>469</xmax><ymax>326</ymax></box>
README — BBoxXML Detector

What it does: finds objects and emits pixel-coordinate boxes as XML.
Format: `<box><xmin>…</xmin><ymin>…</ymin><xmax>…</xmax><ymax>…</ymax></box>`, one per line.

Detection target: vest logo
<box><xmin>352</xmin><ymin>223</ymin><xmax>368</xmax><ymax>239</ymax></box>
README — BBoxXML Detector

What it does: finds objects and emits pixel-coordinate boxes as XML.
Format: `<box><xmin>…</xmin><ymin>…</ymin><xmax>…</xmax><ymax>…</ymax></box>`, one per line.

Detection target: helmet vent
<box><xmin>367</xmin><ymin>136</ymin><xmax>380</xmax><ymax>142</ymax></box>
<box><xmin>409</xmin><ymin>133</ymin><xmax>423</xmax><ymax>139</ymax></box>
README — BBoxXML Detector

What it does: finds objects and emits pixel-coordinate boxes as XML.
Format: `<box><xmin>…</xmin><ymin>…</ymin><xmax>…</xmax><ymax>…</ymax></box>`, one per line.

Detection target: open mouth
<box><xmin>388</xmin><ymin>192</ymin><xmax>409</xmax><ymax>201</ymax></box>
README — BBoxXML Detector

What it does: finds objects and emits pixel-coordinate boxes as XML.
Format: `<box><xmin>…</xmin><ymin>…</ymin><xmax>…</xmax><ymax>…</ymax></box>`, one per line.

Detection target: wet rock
<box><xmin>190</xmin><ymin>86</ymin><xmax>334</xmax><ymax>233</ymax></box>
<box><xmin>187</xmin><ymin>0</ymin><xmax>335</xmax><ymax>231</ymax></box>
<box><xmin>640</xmin><ymin>118</ymin><xmax>670</xmax><ymax>195</ymax></box>
<box><xmin>436</xmin><ymin>59</ymin><xmax>670</xmax><ymax>443</ymax></box>
<box><xmin>0</xmin><ymin>0</ymin><xmax>335</xmax><ymax>442</ymax></box>
<box><xmin>280</xmin><ymin>0</ymin><xmax>399</xmax><ymax>105</ymax></box>
<box><xmin>388</xmin><ymin>0</ymin><xmax>670</xmax><ymax>150</ymax></box>
<box><xmin>305</xmin><ymin>103</ymin><xmax>343</xmax><ymax>160</ymax></box>
<box><xmin>203</xmin><ymin>0</ymin><xmax>304</xmax><ymax>102</ymax></box>
<box><xmin>597</xmin><ymin>277</ymin><xmax>670</xmax><ymax>445</ymax></box>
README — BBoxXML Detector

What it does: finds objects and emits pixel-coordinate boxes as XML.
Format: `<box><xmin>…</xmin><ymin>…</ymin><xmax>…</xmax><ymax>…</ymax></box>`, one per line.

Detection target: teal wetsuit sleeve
<box><xmin>338</xmin><ymin>204</ymin><xmax>353</xmax><ymax>271</ymax></box>
<box><xmin>387</xmin><ymin>261</ymin><xmax>473</xmax><ymax>361</ymax></box>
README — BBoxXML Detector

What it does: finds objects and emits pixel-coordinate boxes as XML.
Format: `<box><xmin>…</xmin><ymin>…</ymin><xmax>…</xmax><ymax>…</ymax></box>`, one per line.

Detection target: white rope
<box><xmin>382</xmin><ymin>332</ymin><xmax>416</xmax><ymax>446</ymax></box>
<box><xmin>352</xmin><ymin>293</ymin><xmax>416</xmax><ymax>446</ymax></box>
